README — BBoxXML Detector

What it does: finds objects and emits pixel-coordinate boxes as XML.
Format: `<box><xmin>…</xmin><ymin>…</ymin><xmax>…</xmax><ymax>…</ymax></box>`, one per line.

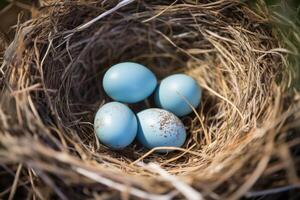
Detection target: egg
<box><xmin>155</xmin><ymin>74</ymin><xmax>201</xmax><ymax>117</ymax></box>
<box><xmin>94</xmin><ymin>102</ymin><xmax>137</xmax><ymax>149</ymax></box>
<box><xmin>137</xmin><ymin>108</ymin><xmax>186</xmax><ymax>152</ymax></box>
<box><xmin>103</xmin><ymin>62</ymin><xmax>157</xmax><ymax>103</ymax></box>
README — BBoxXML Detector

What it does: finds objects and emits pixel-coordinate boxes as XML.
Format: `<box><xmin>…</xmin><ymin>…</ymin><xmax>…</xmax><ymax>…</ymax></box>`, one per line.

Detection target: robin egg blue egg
<box><xmin>137</xmin><ymin>108</ymin><xmax>186</xmax><ymax>153</ymax></box>
<box><xmin>94</xmin><ymin>102</ymin><xmax>137</xmax><ymax>149</ymax></box>
<box><xmin>155</xmin><ymin>74</ymin><xmax>201</xmax><ymax>117</ymax></box>
<box><xmin>103</xmin><ymin>62</ymin><xmax>157</xmax><ymax>103</ymax></box>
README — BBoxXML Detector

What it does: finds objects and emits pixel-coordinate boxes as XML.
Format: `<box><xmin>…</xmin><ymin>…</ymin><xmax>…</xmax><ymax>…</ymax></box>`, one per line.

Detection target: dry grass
<box><xmin>0</xmin><ymin>0</ymin><xmax>300</xmax><ymax>199</ymax></box>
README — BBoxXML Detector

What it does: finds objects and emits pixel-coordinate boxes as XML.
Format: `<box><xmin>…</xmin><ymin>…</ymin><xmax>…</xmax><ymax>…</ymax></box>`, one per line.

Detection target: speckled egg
<box><xmin>137</xmin><ymin>108</ymin><xmax>186</xmax><ymax>152</ymax></box>
<box><xmin>155</xmin><ymin>74</ymin><xmax>201</xmax><ymax>117</ymax></box>
<box><xmin>94</xmin><ymin>102</ymin><xmax>137</xmax><ymax>149</ymax></box>
<box><xmin>103</xmin><ymin>62</ymin><xmax>157</xmax><ymax>103</ymax></box>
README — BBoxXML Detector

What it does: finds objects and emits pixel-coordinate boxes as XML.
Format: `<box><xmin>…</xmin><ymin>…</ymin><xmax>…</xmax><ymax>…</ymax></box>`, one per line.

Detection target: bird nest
<box><xmin>1</xmin><ymin>0</ymin><xmax>300</xmax><ymax>199</ymax></box>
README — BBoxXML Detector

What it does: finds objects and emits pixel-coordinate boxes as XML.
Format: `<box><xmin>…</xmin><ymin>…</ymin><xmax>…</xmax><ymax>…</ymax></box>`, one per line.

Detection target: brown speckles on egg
<box><xmin>155</xmin><ymin>109</ymin><xmax>183</xmax><ymax>138</ymax></box>
<box><xmin>95</xmin><ymin>118</ymin><xmax>104</xmax><ymax>129</ymax></box>
<box><xmin>137</xmin><ymin>108</ymin><xmax>186</xmax><ymax>152</ymax></box>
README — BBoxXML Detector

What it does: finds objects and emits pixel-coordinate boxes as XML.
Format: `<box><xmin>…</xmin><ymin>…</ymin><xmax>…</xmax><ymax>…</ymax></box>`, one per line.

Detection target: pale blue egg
<box><xmin>155</xmin><ymin>74</ymin><xmax>201</xmax><ymax>117</ymax></box>
<box><xmin>137</xmin><ymin>108</ymin><xmax>186</xmax><ymax>153</ymax></box>
<box><xmin>103</xmin><ymin>62</ymin><xmax>157</xmax><ymax>103</ymax></box>
<box><xmin>94</xmin><ymin>102</ymin><xmax>137</xmax><ymax>149</ymax></box>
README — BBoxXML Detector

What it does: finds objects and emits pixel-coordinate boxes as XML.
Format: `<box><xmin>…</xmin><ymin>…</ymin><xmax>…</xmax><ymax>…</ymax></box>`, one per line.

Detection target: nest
<box><xmin>1</xmin><ymin>0</ymin><xmax>300</xmax><ymax>199</ymax></box>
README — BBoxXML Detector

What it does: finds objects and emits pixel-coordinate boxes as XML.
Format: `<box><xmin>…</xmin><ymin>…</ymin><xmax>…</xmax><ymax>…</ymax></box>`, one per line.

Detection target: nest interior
<box><xmin>1</xmin><ymin>0</ymin><xmax>299</xmax><ymax>199</ymax></box>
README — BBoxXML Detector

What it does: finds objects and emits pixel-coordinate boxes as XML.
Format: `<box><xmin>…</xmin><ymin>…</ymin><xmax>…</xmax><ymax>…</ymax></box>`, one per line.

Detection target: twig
<box><xmin>75</xmin><ymin>167</ymin><xmax>176</xmax><ymax>200</ymax></box>
<box><xmin>64</xmin><ymin>0</ymin><xmax>136</xmax><ymax>39</ymax></box>
<box><xmin>140</xmin><ymin>162</ymin><xmax>204</xmax><ymax>200</ymax></box>
<box><xmin>8</xmin><ymin>163</ymin><xmax>23</xmax><ymax>200</ymax></box>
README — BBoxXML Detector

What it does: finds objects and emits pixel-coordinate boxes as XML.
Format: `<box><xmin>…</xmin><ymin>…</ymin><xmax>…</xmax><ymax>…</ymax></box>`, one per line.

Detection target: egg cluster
<box><xmin>94</xmin><ymin>62</ymin><xmax>202</xmax><ymax>152</ymax></box>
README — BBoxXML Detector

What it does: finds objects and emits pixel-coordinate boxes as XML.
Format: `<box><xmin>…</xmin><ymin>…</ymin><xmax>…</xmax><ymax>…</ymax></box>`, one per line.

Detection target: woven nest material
<box><xmin>1</xmin><ymin>0</ymin><xmax>300</xmax><ymax>199</ymax></box>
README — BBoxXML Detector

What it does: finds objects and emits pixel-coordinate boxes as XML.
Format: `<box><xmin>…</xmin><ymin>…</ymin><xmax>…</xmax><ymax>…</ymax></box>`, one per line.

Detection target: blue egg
<box><xmin>137</xmin><ymin>108</ymin><xmax>186</xmax><ymax>153</ymax></box>
<box><xmin>94</xmin><ymin>102</ymin><xmax>137</xmax><ymax>149</ymax></box>
<box><xmin>103</xmin><ymin>62</ymin><xmax>157</xmax><ymax>103</ymax></box>
<box><xmin>155</xmin><ymin>74</ymin><xmax>201</xmax><ymax>117</ymax></box>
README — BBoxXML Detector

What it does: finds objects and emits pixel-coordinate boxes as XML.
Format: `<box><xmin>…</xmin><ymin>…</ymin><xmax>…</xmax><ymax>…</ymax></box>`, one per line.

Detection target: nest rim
<box><xmin>1</xmin><ymin>0</ymin><xmax>299</xmax><ymax>199</ymax></box>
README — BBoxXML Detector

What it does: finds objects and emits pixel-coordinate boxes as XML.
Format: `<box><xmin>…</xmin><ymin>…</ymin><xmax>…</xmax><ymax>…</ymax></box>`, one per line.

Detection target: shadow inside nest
<box><xmin>27</xmin><ymin>2</ymin><xmax>227</xmax><ymax>160</ymax></box>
